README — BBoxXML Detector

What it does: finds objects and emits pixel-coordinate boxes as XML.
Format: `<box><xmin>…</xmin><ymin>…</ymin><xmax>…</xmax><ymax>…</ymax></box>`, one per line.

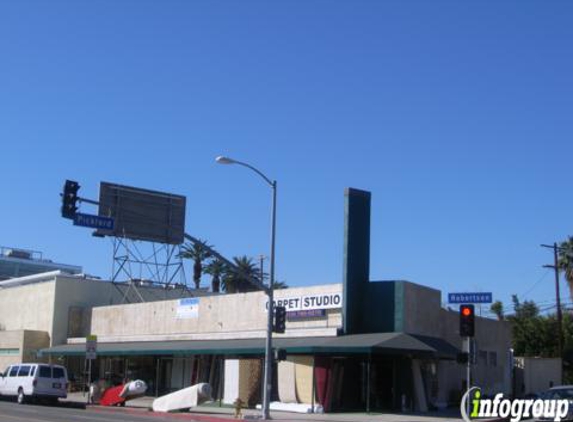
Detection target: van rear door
<box><xmin>34</xmin><ymin>365</ymin><xmax>67</xmax><ymax>398</ymax></box>
<box><xmin>34</xmin><ymin>365</ymin><xmax>53</xmax><ymax>395</ymax></box>
<box><xmin>51</xmin><ymin>366</ymin><xmax>67</xmax><ymax>396</ymax></box>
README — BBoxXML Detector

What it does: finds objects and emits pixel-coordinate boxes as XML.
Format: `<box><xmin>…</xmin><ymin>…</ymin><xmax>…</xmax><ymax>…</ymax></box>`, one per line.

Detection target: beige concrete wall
<box><xmin>0</xmin><ymin>281</ymin><xmax>56</xmax><ymax>337</ymax></box>
<box><xmin>0</xmin><ymin>274</ymin><xmax>200</xmax><ymax>347</ymax></box>
<box><xmin>52</xmin><ymin>276</ymin><xmax>134</xmax><ymax>346</ymax></box>
<box><xmin>0</xmin><ymin>330</ymin><xmax>24</xmax><ymax>371</ymax></box>
<box><xmin>53</xmin><ymin>275</ymin><xmax>202</xmax><ymax>346</ymax></box>
<box><xmin>22</xmin><ymin>330</ymin><xmax>50</xmax><ymax>363</ymax></box>
<box><xmin>90</xmin><ymin>284</ymin><xmax>343</xmax><ymax>342</ymax></box>
<box><xmin>515</xmin><ymin>357</ymin><xmax>562</xmax><ymax>395</ymax></box>
<box><xmin>0</xmin><ymin>330</ymin><xmax>49</xmax><ymax>371</ymax></box>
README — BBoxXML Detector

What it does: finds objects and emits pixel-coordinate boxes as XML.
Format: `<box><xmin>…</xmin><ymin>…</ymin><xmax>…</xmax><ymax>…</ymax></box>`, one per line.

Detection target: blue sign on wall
<box><xmin>73</xmin><ymin>213</ymin><xmax>114</xmax><ymax>230</ymax></box>
<box><xmin>448</xmin><ymin>292</ymin><xmax>493</xmax><ymax>304</ymax></box>
<box><xmin>287</xmin><ymin>309</ymin><xmax>326</xmax><ymax>320</ymax></box>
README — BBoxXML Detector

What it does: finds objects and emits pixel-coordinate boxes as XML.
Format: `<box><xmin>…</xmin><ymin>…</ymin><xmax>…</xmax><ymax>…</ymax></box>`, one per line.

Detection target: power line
<box><xmin>521</xmin><ymin>269</ymin><xmax>551</xmax><ymax>298</ymax></box>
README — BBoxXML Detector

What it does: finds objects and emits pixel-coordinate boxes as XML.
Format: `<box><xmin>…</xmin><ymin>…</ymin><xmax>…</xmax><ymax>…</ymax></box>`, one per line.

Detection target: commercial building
<box><xmin>0</xmin><ymin>188</ymin><xmax>512</xmax><ymax>412</ymax></box>
<box><xmin>0</xmin><ymin>246</ymin><xmax>81</xmax><ymax>281</ymax></box>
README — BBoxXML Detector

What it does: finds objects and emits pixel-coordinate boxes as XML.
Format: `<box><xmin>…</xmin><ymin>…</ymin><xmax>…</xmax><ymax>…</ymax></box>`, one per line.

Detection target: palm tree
<box><xmin>273</xmin><ymin>280</ymin><xmax>288</xmax><ymax>290</ymax></box>
<box><xmin>222</xmin><ymin>256</ymin><xmax>262</xmax><ymax>293</ymax></box>
<box><xmin>558</xmin><ymin>237</ymin><xmax>573</xmax><ymax>298</ymax></box>
<box><xmin>204</xmin><ymin>258</ymin><xmax>227</xmax><ymax>293</ymax></box>
<box><xmin>178</xmin><ymin>239</ymin><xmax>213</xmax><ymax>289</ymax></box>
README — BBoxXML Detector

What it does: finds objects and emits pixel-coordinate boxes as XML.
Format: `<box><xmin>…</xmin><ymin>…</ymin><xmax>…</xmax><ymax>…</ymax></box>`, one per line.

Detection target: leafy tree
<box><xmin>512</xmin><ymin>295</ymin><xmax>539</xmax><ymax>319</ymax></box>
<box><xmin>178</xmin><ymin>239</ymin><xmax>213</xmax><ymax>289</ymax></box>
<box><xmin>508</xmin><ymin>296</ymin><xmax>559</xmax><ymax>358</ymax></box>
<box><xmin>204</xmin><ymin>258</ymin><xmax>227</xmax><ymax>293</ymax></box>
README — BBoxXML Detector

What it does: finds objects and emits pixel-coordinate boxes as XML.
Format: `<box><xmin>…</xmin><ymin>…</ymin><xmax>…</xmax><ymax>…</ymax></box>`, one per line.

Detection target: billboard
<box><xmin>95</xmin><ymin>182</ymin><xmax>186</xmax><ymax>245</ymax></box>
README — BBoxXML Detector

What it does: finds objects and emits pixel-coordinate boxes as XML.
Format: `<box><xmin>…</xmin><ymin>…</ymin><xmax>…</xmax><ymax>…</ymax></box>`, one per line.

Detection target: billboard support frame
<box><xmin>109</xmin><ymin>236</ymin><xmax>186</xmax><ymax>296</ymax></box>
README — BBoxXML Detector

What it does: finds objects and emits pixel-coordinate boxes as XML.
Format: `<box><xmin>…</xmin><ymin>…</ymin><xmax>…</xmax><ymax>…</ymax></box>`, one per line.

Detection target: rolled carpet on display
<box><xmin>152</xmin><ymin>383</ymin><xmax>212</xmax><ymax>413</ymax></box>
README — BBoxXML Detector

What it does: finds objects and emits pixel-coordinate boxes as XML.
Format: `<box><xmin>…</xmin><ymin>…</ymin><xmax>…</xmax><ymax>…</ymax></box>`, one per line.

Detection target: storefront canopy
<box><xmin>41</xmin><ymin>332</ymin><xmax>459</xmax><ymax>359</ymax></box>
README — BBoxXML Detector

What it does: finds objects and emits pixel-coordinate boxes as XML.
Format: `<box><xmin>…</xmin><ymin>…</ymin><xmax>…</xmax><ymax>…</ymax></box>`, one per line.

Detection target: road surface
<box><xmin>0</xmin><ymin>399</ymin><xmax>228</xmax><ymax>422</ymax></box>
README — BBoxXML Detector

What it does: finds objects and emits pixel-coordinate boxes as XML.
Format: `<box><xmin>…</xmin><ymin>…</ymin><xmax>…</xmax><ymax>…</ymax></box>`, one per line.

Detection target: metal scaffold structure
<box><xmin>110</xmin><ymin>236</ymin><xmax>185</xmax><ymax>286</ymax></box>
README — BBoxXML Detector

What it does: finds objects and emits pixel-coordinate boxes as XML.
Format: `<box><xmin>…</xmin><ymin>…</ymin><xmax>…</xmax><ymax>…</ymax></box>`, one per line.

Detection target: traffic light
<box><xmin>459</xmin><ymin>304</ymin><xmax>475</xmax><ymax>337</ymax></box>
<box><xmin>273</xmin><ymin>306</ymin><xmax>286</xmax><ymax>334</ymax></box>
<box><xmin>457</xmin><ymin>352</ymin><xmax>469</xmax><ymax>364</ymax></box>
<box><xmin>61</xmin><ymin>180</ymin><xmax>80</xmax><ymax>219</ymax></box>
<box><xmin>274</xmin><ymin>349</ymin><xmax>287</xmax><ymax>361</ymax></box>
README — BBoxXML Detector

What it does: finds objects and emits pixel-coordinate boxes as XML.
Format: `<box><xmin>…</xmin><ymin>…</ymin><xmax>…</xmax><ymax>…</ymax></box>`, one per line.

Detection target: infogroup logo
<box><xmin>461</xmin><ymin>387</ymin><xmax>570</xmax><ymax>422</ymax></box>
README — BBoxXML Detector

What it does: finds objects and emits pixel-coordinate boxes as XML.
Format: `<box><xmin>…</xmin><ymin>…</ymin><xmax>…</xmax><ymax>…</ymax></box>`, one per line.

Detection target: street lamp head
<box><xmin>215</xmin><ymin>156</ymin><xmax>236</xmax><ymax>165</ymax></box>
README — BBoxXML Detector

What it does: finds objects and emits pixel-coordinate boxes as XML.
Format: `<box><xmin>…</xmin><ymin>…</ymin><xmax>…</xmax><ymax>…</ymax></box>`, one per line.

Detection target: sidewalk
<box><xmin>63</xmin><ymin>392</ymin><xmax>463</xmax><ymax>422</ymax></box>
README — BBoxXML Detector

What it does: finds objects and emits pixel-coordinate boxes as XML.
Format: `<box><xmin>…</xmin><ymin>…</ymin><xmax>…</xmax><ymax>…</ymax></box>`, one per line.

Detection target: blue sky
<box><xmin>1</xmin><ymin>1</ymin><xmax>572</xmax><ymax>315</ymax></box>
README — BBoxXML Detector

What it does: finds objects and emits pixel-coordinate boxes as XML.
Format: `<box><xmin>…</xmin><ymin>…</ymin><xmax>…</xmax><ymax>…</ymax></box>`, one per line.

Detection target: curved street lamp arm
<box><xmin>232</xmin><ymin>160</ymin><xmax>274</xmax><ymax>187</ymax></box>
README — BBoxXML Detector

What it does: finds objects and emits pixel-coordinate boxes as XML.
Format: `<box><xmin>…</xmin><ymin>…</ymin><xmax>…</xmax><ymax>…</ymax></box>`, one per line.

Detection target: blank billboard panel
<box><xmin>96</xmin><ymin>182</ymin><xmax>186</xmax><ymax>245</ymax></box>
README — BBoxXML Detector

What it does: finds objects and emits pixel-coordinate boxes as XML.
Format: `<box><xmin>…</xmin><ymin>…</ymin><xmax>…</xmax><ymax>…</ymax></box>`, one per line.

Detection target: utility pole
<box><xmin>216</xmin><ymin>156</ymin><xmax>277</xmax><ymax>420</ymax></box>
<box><xmin>541</xmin><ymin>243</ymin><xmax>564</xmax><ymax>358</ymax></box>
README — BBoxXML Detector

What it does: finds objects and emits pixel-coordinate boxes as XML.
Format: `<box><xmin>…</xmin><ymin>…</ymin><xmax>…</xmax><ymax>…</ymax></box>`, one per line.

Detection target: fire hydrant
<box><xmin>233</xmin><ymin>397</ymin><xmax>244</xmax><ymax>419</ymax></box>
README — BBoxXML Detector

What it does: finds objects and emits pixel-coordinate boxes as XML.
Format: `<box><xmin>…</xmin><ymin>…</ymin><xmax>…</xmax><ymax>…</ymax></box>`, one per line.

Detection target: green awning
<box><xmin>41</xmin><ymin>332</ymin><xmax>459</xmax><ymax>358</ymax></box>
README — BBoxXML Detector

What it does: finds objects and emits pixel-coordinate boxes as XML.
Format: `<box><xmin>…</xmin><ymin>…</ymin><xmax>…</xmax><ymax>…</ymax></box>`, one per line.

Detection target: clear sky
<box><xmin>1</xmin><ymin>1</ymin><xmax>572</xmax><ymax>315</ymax></box>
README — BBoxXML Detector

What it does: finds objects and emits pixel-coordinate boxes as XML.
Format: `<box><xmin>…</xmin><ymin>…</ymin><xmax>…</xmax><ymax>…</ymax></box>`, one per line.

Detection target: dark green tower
<box><xmin>342</xmin><ymin>188</ymin><xmax>371</xmax><ymax>334</ymax></box>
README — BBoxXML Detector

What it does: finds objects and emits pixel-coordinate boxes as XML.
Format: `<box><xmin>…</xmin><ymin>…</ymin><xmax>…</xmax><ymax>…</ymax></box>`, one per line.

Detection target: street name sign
<box><xmin>74</xmin><ymin>213</ymin><xmax>114</xmax><ymax>230</ymax></box>
<box><xmin>448</xmin><ymin>292</ymin><xmax>493</xmax><ymax>304</ymax></box>
<box><xmin>86</xmin><ymin>335</ymin><xmax>97</xmax><ymax>360</ymax></box>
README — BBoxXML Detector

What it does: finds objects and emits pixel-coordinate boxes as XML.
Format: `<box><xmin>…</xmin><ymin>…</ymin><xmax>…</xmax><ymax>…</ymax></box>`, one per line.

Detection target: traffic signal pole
<box><xmin>466</xmin><ymin>337</ymin><xmax>471</xmax><ymax>415</ymax></box>
<box><xmin>460</xmin><ymin>305</ymin><xmax>475</xmax><ymax>415</ymax></box>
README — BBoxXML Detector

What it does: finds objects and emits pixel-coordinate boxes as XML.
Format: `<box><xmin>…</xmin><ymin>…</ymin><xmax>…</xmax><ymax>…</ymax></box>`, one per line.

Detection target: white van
<box><xmin>0</xmin><ymin>363</ymin><xmax>68</xmax><ymax>404</ymax></box>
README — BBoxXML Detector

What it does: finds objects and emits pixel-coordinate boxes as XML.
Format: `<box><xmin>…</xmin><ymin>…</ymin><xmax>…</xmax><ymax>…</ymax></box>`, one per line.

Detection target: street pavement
<box><xmin>0</xmin><ymin>399</ymin><xmax>219</xmax><ymax>422</ymax></box>
<box><xmin>0</xmin><ymin>395</ymin><xmax>463</xmax><ymax>422</ymax></box>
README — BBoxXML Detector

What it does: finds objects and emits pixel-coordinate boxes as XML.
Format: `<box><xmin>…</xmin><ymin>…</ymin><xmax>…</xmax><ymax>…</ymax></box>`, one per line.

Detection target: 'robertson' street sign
<box><xmin>448</xmin><ymin>292</ymin><xmax>493</xmax><ymax>304</ymax></box>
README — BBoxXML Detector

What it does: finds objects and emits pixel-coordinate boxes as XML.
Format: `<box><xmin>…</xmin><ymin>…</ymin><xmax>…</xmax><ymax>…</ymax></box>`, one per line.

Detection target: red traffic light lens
<box><xmin>462</xmin><ymin>307</ymin><xmax>472</xmax><ymax>317</ymax></box>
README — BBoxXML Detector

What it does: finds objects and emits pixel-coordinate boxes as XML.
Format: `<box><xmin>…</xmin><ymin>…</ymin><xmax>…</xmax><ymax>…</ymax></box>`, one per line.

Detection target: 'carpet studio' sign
<box><xmin>264</xmin><ymin>292</ymin><xmax>342</xmax><ymax>312</ymax></box>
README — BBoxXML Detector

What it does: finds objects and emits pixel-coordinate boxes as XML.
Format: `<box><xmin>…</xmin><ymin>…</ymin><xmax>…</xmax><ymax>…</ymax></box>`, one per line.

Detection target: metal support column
<box><xmin>366</xmin><ymin>354</ymin><xmax>371</xmax><ymax>414</ymax></box>
<box><xmin>311</xmin><ymin>357</ymin><xmax>316</xmax><ymax>413</ymax></box>
<box><xmin>155</xmin><ymin>358</ymin><xmax>160</xmax><ymax>397</ymax></box>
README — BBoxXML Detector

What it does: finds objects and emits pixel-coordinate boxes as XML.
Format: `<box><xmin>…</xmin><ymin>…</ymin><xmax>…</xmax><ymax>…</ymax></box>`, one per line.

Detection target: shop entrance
<box><xmin>368</xmin><ymin>358</ymin><xmax>395</xmax><ymax>411</ymax></box>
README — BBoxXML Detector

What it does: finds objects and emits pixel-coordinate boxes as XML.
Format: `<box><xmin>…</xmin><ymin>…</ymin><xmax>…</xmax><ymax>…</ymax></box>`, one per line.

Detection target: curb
<box><xmin>90</xmin><ymin>405</ymin><xmax>237</xmax><ymax>422</ymax></box>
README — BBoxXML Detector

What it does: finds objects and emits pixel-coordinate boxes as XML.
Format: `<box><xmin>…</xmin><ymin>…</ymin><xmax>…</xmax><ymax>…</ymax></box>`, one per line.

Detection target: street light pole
<box><xmin>262</xmin><ymin>180</ymin><xmax>276</xmax><ymax>420</ymax></box>
<box><xmin>216</xmin><ymin>156</ymin><xmax>276</xmax><ymax>420</ymax></box>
